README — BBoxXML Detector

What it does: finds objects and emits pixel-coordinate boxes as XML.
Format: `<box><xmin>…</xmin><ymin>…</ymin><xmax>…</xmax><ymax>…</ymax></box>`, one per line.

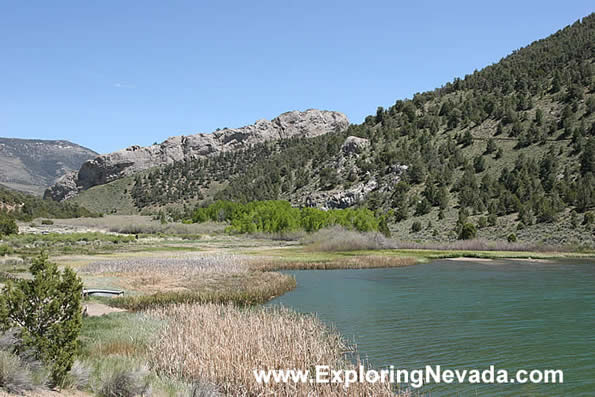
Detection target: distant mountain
<box><xmin>0</xmin><ymin>138</ymin><xmax>97</xmax><ymax>195</ymax></box>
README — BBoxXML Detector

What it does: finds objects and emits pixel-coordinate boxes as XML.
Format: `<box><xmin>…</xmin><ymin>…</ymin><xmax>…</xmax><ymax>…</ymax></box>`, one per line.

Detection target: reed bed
<box><xmin>81</xmin><ymin>254</ymin><xmax>248</xmax><ymax>275</ymax></box>
<box><xmin>147</xmin><ymin>303</ymin><xmax>396</xmax><ymax>396</ymax></box>
<box><xmin>111</xmin><ymin>271</ymin><xmax>296</xmax><ymax>311</ymax></box>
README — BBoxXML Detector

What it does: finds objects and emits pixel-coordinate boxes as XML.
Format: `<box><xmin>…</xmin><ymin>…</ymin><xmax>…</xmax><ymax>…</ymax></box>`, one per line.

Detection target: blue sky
<box><xmin>1</xmin><ymin>1</ymin><xmax>592</xmax><ymax>154</ymax></box>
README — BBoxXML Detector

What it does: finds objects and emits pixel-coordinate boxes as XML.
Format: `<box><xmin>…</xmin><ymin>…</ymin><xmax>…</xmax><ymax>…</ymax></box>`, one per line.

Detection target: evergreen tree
<box><xmin>0</xmin><ymin>254</ymin><xmax>83</xmax><ymax>387</ymax></box>
<box><xmin>458</xmin><ymin>223</ymin><xmax>477</xmax><ymax>240</ymax></box>
<box><xmin>460</xmin><ymin>130</ymin><xmax>473</xmax><ymax>147</ymax></box>
<box><xmin>473</xmin><ymin>155</ymin><xmax>486</xmax><ymax>173</ymax></box>
<box><xmin>485</xmin><ymin>138</ymin><xmax>497</xmax><ymax>154</ymax></box>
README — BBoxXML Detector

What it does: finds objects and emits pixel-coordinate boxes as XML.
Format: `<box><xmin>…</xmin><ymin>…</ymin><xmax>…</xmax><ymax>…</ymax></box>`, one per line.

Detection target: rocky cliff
<box><xmin>0</xmin><ymin>138</ymin><xmax>97</xmax><ymax>195</ymax></box>
<box><xmin>45</xmin><ymin>109</ymin><xmax>349</xmax><ymax>201</ymax></box>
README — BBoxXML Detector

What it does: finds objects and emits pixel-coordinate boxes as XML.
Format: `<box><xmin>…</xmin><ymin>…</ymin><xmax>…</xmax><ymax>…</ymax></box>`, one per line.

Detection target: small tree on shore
<box><xmin>0</xmin><ymin>253</ymin><xmax>83</xmax><ymax>387</ymax></box>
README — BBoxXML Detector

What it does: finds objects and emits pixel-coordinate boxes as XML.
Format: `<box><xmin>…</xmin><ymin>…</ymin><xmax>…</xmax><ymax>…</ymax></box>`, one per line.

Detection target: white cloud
<box><xmin>113</xmin><ymin>82</ymin><xmax>135</xmax><ymax>89</ymax></box>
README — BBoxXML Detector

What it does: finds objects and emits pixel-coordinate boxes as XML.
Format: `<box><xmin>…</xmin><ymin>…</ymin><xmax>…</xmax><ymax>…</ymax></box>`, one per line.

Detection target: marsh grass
<box><xmin>147</xmin><ymin>303</ymin><xmax>395</xmax><ymax>396</ymax></box>
<box><xmin>111</xmin><ymin>272</ymin><xmax>296</xmax><ymax>311</ymax></box>
<box><xmin>253</xmin><ymin>256</ymin><xmax>416</xmax><ymax>271</ymax></box>
<box><xmin>79</xmin><ymin>312</ymin><xmax>163</xmax><ymax>359</ymax></box>
<box><xmin>81</xmin><ymin>254</ymin><xmax>248</xmax><ymax>275</ymax></box>
<box><xmin>78</xmin><ymin>313</ymin><xmax>200</xmax><ymax>397</ymax></box>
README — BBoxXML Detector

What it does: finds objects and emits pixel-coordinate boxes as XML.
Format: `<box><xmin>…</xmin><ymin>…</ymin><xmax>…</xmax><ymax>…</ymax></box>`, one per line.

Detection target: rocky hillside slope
<box><xmin>45</xmin><ymin>109</ymin><xmax>349</xmax><ymax>201</ymax></box>
<box><xmin>0</xmin><ymin>138</ymin><xmax>97</xmax><ymax>195</ymax></box>
<box><xmin>88</xmin><ymin>14</ymin><xmax>593</xmax><ymax>247</ymax></box>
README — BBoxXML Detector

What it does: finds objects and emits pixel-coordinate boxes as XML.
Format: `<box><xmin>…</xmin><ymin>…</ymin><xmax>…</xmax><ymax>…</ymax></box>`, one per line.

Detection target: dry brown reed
<box><xmin>81</xmin><ymin>254</ymin><xmax>248</xmax><ymax>275</ymax></box>
<box><xmin>110</xmin><ymin>271</ymin><xmax>296</xmax><ymax>311</ymax></box>
<box><xmin>147</xmin><ymin>303</ymin><xmax>396</xmax><ymax>396</ymax></box>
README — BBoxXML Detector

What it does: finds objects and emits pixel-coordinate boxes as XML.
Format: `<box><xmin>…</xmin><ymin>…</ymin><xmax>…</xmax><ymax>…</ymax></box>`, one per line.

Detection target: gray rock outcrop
<box><xmin>341</xmin><ymin>136</ymin><xmax>369</xmax><ymax>155</ymax></box>
<box><xmin>304</xmin><ymin>178</ymin><xmax>378</xmax><ymax>210</ymax></box>
<box><xmin>45</xmin><ymin>109</ymin><xmax>349</xmax><ymax>201</ymax></box>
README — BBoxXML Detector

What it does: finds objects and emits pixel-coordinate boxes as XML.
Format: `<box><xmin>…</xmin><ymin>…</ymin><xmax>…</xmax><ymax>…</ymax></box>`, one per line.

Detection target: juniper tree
<box><xmin>0</xmin><ymin>253</ymin><xmax>83</xmax><ymax>387</ymax></box>
<box><xmin>485</xmin><ymin>138</ymin><xmax>497</xmax><ymax>154</ymax></box>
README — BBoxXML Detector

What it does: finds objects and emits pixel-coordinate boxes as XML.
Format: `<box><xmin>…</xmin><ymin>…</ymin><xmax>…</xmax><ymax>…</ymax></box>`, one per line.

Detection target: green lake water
<box><xmin>267</xmin><ymin>259</ymin><xmax>595</xmax><ymax>396</ymax></box>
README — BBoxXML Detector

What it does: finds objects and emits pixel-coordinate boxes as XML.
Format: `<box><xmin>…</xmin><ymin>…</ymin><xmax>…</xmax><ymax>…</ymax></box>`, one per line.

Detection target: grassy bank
<box><xmin>247</xmin><ymin>246</ymin><xmax>595</xmax><ymax>266</ymax></box>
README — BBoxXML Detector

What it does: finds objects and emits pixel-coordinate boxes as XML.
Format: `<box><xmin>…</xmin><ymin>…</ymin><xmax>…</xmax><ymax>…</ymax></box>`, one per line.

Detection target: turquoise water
<box><xmin>267</xmin><ymin>259</ymin><xmax>595</xmax><ymax>396</ymax></box>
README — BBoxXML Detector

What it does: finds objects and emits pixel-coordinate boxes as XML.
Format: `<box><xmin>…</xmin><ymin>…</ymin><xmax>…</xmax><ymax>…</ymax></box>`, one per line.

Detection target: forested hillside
<box><xmin>84</xmin><ymin>14</ymin><xmax>594</xmax><ymax>246</ymax></box>
<box><xmin>0</xmin><ymin>186</ymin><xmax>98</xmax><ymax>221</ymax></box>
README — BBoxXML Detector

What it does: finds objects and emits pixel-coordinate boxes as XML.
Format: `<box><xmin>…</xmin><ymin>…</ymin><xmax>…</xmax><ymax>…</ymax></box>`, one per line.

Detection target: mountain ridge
<box><xmin>45</xmin><ymin>109</ymin><xmax>349</xmax><ymax>201</ymax></box>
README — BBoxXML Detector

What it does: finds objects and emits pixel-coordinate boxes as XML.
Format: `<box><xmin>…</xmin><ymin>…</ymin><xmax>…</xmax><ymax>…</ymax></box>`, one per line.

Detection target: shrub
<box><xmin>98</xmin><ymin>365</ymin><xmax>150</xmax><ymax>397</ymax></box>
<box><xmin>63</xmin><ymin>360</ymin><xmax>90</xmax><ymax>390</ymax></box>
<box><xmin>41</xmin><ymin>219</ymin><xmax>54</xmax><ymax>225</ymax></box>
<box><xmin>570</xmin><ymin>210</ymin><xmax>579</xmax><ymax>228</ymax></box>
<box><xmin>302</xmin><ymin>227</ymin><xmax>395</xmax><ymax>252</ymax></box>
<box><xmin>411</xmin><ymin>221</ymin><xmax>422</xmax><ymax>233</ymax></box>
<box><xmin>0</xmin><ymin>350</ymin><xmax>34</xmax><ymax>394</ymax></box>
<box><xmin>458</xmin><ymin>223</ymin><xmax>477</xmax><ymax>240</ymax></box>
<box><xmin>0</xmin><ymin>253</ymin><xmax>83</xmax><ymax>387</ymax></box>
<box><xmin>583</xmin><ymin>212</ymin><xmax>594</xmax><ymax>226</ymax></box>
<box><xmin>0</xmin><ymin>245</ymin><xmax>12</xmax><ymax>257</ymax></box>
<box><xmin>487</xmin><ymin>214</ymin><xmax>498</xmax><ymax>226</ymax></box>
<box><xmin>192</xmin><ymin>200</ymin><xmax>383</xmax><ymax>234</ymax></box>
<box><xmin>507</xmin><ymin>233</ymin><xmax>517</xmax><ymax>243</ymax></box>
<box><xmin>0</xmin><ymin>215</ymin><xmax>18</xmax><ymax>237</ymax></box>
<box><xmin>415</xmin><ymin>198</ymin><xmax>432</xmax><ymax>216</ymax></box>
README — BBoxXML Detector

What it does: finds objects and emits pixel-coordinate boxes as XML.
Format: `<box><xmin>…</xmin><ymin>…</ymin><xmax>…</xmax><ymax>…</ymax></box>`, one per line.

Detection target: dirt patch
<box><xmin>84</xmin><ymin>302</ymin><xmax>126</xmax><ymax>317</ymax></box>
<box><xmin>445</xmin><ymin>257</ymin><xmax>495</xmax><ymax>262</ymax></box>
